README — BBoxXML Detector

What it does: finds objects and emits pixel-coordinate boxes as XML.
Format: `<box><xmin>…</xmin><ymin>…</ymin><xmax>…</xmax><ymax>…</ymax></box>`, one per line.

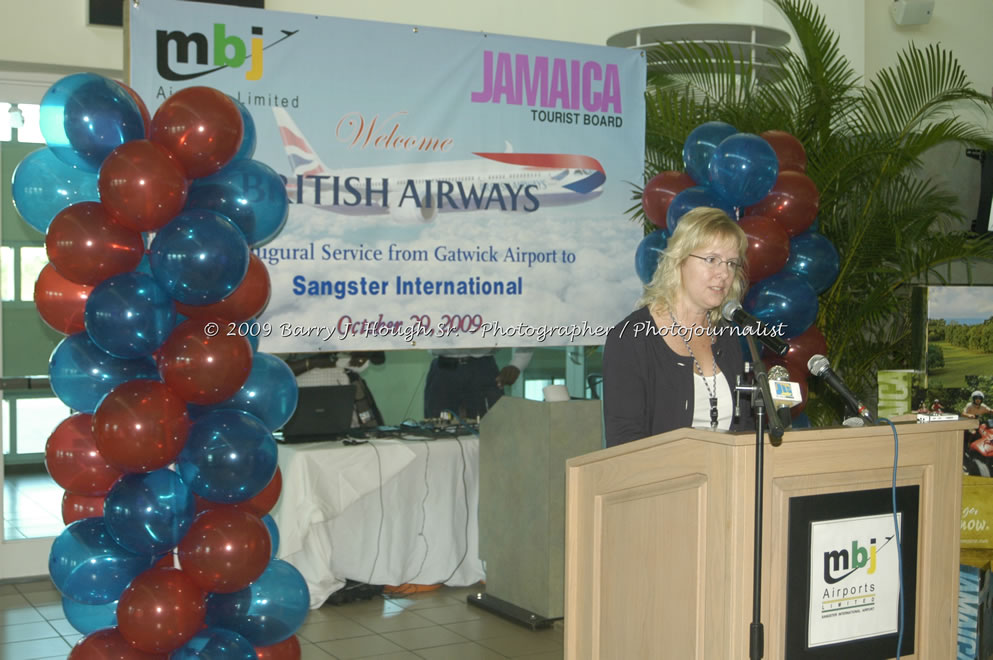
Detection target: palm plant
<box><xmin>639</xmin><ymin>0</ymin><xmax>993</xmax><ymax>423</ymax></box>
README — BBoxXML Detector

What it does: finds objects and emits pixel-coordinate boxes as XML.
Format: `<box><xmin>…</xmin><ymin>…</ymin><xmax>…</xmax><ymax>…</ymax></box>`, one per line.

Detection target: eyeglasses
<box><xmin>688</xmin><ymin>254</ymin><xmax>742</xmax><ymax>271</ymax></box>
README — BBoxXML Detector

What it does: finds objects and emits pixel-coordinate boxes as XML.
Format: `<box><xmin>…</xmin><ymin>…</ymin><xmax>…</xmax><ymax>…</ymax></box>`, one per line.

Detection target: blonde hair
<box><xmin>637</xmin><ymin>207</ymin><xmax>748</xmax><ymax>325</ymax></box>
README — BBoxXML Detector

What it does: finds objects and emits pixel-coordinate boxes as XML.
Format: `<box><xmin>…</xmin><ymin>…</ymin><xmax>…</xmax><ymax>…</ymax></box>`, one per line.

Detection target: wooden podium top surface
<box><xmin>567</xmin><ymin>417</ymin><xmax>977</xmax><ymax>468</ymax></box>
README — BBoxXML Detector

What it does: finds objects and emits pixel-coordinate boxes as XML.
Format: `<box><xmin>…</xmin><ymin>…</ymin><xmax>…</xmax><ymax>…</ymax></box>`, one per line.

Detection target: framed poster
<box><xmin>785</xmin><ymin>486</ymin><xmax>919</xmax><ymax>658</ymax></box>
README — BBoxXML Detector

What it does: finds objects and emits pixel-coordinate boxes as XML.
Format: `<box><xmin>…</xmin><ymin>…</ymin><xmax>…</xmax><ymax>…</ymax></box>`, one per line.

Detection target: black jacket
<box><xmin>603</xmin><ymin>306</ymin><xmax>754</xmax><ymax>447</ymax></box>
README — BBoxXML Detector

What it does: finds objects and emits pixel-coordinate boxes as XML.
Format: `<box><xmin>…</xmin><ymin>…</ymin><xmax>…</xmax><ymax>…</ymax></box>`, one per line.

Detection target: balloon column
<box><xmin>12</xmin><ymin>73</ymin><xmax>308</xmax><ymax>657</ymax></box>
<box><xmin>639</xmin><ymin>125</ymin><xmax>840</xmax><ymax>418</ymax></box>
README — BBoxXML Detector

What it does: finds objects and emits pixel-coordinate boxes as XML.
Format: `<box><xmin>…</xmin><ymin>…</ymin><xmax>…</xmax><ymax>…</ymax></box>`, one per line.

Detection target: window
<box><xmin>2</xmin><ymin>399</ymin><xmax>9</xmax><ymax>455</ymax></box>
<box><xmin>14</xmin><ymin>398</ymin><xmax>71</xmax><ymax>455</ymax></box>
<box><xmin>15</xmin><ymin>104</ymin><xmax>44</xmax><ymax>143</ymax></box>
<box><xmin>524</xmin><ymin>378</ymin><xmax>566</xmax><ymax>402</ymax></box>
<box><xmin>3</xmin><ymin>92</ymin><xmax>64</xmax><ymax>466</ymax></box>
<box><xmin>0</xmin><ymin>102</ymin><xmax>11</xmax><ymax>141</ymax></box>
<box><xmin>18</xmin><ymin>247</ymin><xmax>47</xmax><ymax>302</ymax></box>
<box><xmin>0</xmin><ymin>246</ymin><xmax>13</xmax><ymax>301</ymax></box>
<box><xmin>1</xmin><ymin>102</ymin><xmax>43</xmax><ymax>144</ymax></box>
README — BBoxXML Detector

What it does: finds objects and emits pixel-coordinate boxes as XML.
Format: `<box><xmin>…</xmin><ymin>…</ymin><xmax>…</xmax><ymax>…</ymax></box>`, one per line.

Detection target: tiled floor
<box><xmin>3</xmin><ymin>474</ymin><xmax>563</xmax><ymax>658</ymax></box>
<box><xmin>0</xmin><ymin>579</ymin><xmax>563</xmax><ymax>659</ymax></box>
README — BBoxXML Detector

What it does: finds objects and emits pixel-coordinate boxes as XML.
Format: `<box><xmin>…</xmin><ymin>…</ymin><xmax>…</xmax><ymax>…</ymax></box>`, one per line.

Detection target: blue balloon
<box><xmin>177</xmin><ymin>410</ymin><xmax>278</xmax><ymax>503</ymax></box>
<box><xmin>85</xmin><ymin>272</ymin><xmax>176</xmax><ymax>359</ymax></box>
<box><xmin>40</xmin><ymin>73</ymin><xmax>145</xmax><ymax>171</ymax></box>
<box><xmin>666</xmin><ymin>185</ymin><xmax>738</xmax><ymax>232</ymax></box>
<box><xmin>742</xmin><ymin>272</ymin><xmax>819</xmax><ymax>339</ymax></box>
<box><xmin>784</xmin><ymin>231</ymin><xmax>840</xmax><ymax>294</ymax></box>
<box><xmin>185</xmin><ymin>159</ymin><xmax>289</xmax><ymax>247</ymax></box>
<box><xmin>10</xmin><ymin>147</ymin><xmax>99</xmax><ymax>234</ymax></box>
<box><xmin>104</xmin><ymin>469</ymin><xmax>195</xmax><ymax>555</ymax></box>
<box><xmin>188</xmin><ymin>353</ymin><xmax>299</xmax><ymax>431</ymax></box>
<box><xmin>134</xmin><ymin>253</ymin><xmax>153</xmax><ymax>275</ymax></box>
<box><xmin>227</xmin><ymin>96</ymin><xmax>257</xmax><ymax>164</ymax></box>
<box><xmin>148</xmin><ymin>210</ymin><xmax>250</xmax><ymax>305</ymax></box>
<box><xmin>205</xmin><ymin>559</ymin><xmax>310</xmax><ymax>646</ymax></box>
<box><xmin>49</xmin><ymin>518</ymin><xmax>157</xmax><ymax>605</ymax></box>
<box><xmin>683</xmin><ymin>121</ymin><xmax>737</xmax><ymax>184</ymax></box>
<box><xmin>707</xmin><ymin>133</ymin><xmax>779</xmax><ymax>207</ymax></box>
<box><xmin>262</xmin><ymin>514</ymin><xmax>280</xmax><ymax>559</ymax></box>
<box><xmin>172</xmin><ymin>628</ymin><xmax>258</xmax><ymax>660</ymax></box>
<box><xmin>49</xmin><ymin>332</ymin><xmax>159</xmax><ymax>414</ymax></box>
<box><xmin>247</xmin><ymin>324</ymin><xmax>261</xmax><ymax>353</ymax></box>
<box><xmin>635</xmin><ymin>229</ymin><xmax>668</xmax><ymax>285</ymax></box>
<box><xmin>62</xmin><ymin>595</ymin><xmax>118</xmax><ymax>635</ymax></box>
<box><xmin>792</xmin><ymin>411</ymin><xmax>812</xmax><ymax>429</ymax></box>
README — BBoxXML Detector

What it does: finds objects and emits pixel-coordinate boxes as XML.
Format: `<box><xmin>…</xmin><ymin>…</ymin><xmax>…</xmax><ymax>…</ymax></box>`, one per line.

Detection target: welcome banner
<box><xmin>128</xmin><ymin>0</ymin><xmax>646</xmax><ymax>352</ymax></box>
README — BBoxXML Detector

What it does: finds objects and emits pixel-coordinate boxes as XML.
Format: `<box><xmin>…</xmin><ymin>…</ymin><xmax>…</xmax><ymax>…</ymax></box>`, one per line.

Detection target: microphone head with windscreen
<box><xmin>767</xmin><ymin>364</ymin><xmax>789</xmax><ymax>381</ymax></box>
<box><xmin>807</xmin><ymin>354</ymin><xmax>830</xmax><ymax>377</ymax></box>
<box><xmin>721</xmin><ymin>300</ymin><xmax>742</xmax><ymax>323</ymax></box>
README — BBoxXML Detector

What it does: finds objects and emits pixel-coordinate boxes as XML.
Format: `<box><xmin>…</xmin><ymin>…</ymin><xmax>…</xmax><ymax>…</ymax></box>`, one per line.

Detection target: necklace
<box><xmin>669</xmin><ymin>310</ymin><xmax>719</xmax><ymax>431</ymax></box>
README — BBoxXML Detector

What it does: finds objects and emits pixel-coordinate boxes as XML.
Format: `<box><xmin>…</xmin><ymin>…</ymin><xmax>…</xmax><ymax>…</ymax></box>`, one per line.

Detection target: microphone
<box><xmin>807</xmin><ymin>354</ymin><xmax>875</xmax><ymax>424</ymax></box>
<box><xmin>768</xmin><ymin>364</ymin><xmax>803</xmax><ymax>429</ymax></box>
<box><xmin>721</xmin><ymin>301</ymin><xmax>789</xmax><ymax>357</ymax></box>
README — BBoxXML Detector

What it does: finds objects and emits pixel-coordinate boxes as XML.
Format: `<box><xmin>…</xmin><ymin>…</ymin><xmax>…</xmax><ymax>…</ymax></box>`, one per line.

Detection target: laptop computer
<box><xmin>278</xmin><ymin>384</ymin><xmax>356</xmax><ymax>443</ymax></box>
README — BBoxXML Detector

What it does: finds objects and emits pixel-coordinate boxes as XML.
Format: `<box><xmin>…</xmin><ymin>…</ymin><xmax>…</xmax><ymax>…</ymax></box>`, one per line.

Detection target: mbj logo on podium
<box><xmin>808</xmin><ymin>514</ymin><xmax>902</xmax><ymax>647</ymax></box>
<box><xmin>823</xmin><ymin>537</ymin><xmax>878</xmax><ymax>584</ymax></box>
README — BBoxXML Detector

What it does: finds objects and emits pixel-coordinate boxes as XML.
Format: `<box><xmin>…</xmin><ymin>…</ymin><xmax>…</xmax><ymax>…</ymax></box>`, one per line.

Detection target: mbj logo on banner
<box><xmin>808</xmin><ymin>513</ymin><xmax>903</xmax><ymax>647</ymax></box>
<box><xmin>155</xmin><ymin>22</ymin><xmax>299</xmax><ymax>82</ymax></box>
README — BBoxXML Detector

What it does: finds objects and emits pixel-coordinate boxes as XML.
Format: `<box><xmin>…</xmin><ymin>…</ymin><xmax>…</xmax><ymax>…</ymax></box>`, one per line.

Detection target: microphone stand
<box><xmin>737</xmin><ymin>335</ymin><xmax>785</xmax><ymax>660</ymax></box>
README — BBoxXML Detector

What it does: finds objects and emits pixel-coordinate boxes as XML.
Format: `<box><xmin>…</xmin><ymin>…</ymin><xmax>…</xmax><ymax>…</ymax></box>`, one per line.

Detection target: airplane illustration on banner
<box><xmin>273</xmin><ymin>107</ymin><xmax>605</xmax><ymax>222</ymax></box>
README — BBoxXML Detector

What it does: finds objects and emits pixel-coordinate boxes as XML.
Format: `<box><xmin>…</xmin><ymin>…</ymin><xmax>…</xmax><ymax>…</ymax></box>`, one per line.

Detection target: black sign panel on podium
<box><xmin>785</xmin><ymin>486</ymin><xmax>920</xmax><ymax>659</ymax></box>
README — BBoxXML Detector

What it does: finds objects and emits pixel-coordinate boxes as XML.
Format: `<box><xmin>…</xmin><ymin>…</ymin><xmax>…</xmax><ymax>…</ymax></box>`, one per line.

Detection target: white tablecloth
<box><xmin>270</xmin><ymin>435</ymin><xmax>484</xmax><ymax>608</ymax></box>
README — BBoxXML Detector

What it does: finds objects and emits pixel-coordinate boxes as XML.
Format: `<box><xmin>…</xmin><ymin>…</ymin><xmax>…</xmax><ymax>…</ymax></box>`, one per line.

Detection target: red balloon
<box><xmin>92</xmin><ymin>379</ymin><xmax>190</xmax><ymax>473</ymax></box>
<box><xmin>34</xmin><ymin>263</ymin><xmax>93</xmax><ymax>335</ymax></box>
<box><xmin>238</xmin><ymin>466</ymin><xmax>283</xmax><ymax>516</ymax></box>
<box><xmin>194</xmin><ymin>466</ymin><xmax>282</xmax><ymax>516</ymax></box>
<box><xmin>62</xmin><ymin>491</ymin><xmax>106</xmax><ymax>524</ymax></box>
<box><xmin>45</xmin><ymin>413</ymin><xmax>123</xmax><ymax>495</ymax></box>
<box><xmin>739</xmin><ymin>215</ymin><xmax>790</xmax><ymax>282</ymax></box>
<box><xmin>157</xmin><ymin>318</ymin><xmax>253</xmax><ymax>405</ymax></box>
<box><xmin>114</xmin><ymin>81</ymin><xmax>152</xmax><ymax>139</ymax></box>
<box><xmin>98</xmin><ymin>140</ymin><xmax>189</xmax><ymax>232</ymax></box>
<box><xmin>761</xmin><ymin>130</ymin><xmax>807</xmax><ymax>172</ymax></box>
<box><xmin>175</xmin><ymin>254</ymin><xmax>271</xmax><ymax>322</ymax></box>
<box><xmin>778</xmin><ymin>324</ymin><xmax>828</xmax><ymax>378</ymax></box>
<box><xmin>255</xmin><ymin>635</ymin><xmax>302</xmax><ymax>660</ymax></box>
<box><xmin>117</xmin><ymin>568</ymin><xmax>206</xmax><ymax>654</ymax></box>
<box><xmin>150</xmin><ymin>87</ymin><xmax>243</xmax><ymax>178</ymax></box>
<box><xmin>178</xmin><ymin>508</ymin><xmax>271</xmax><ymax>593</ymax></box>
<box><xmin>69</xmin><ymin>628</ymin><xmax>168</xmax><ymax>660</ymax></box>
<box><xmin>792</xmin><ymin>377</ymin><xmax>809</xmax><ymax>416</ymax></box>
<box><xmin>642</xmin><ymin>170</ymin><xmax>695</xmax><ymax>229</ymax></box>
<box><xmin>45</xmin><ymin>202</ymin><xmax>145</xmax><ymax>285</ymax></box>
<box><xmin>745</xmin><ymin>171</ymin><xmax>819</xmax><ymax>237</ymax></box>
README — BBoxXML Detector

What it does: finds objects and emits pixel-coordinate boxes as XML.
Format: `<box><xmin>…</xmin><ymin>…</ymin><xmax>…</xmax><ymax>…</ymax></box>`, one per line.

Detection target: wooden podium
<box><xmin>564</xmin><ymin>420</ymin><xmax>972</xmax><ymax>659</ymax></box>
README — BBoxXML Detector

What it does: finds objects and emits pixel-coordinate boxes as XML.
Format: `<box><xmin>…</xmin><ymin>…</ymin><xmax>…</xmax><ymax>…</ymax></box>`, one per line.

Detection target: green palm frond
<box><xmin>647</xmin><ymin>41</ymin><xmax>753</xmax><ymax>109</ymax></box>
<box><xmin>858</xmin><ymin>44</ymin><xmax>990</xmax><ymax>138</ymax></box>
